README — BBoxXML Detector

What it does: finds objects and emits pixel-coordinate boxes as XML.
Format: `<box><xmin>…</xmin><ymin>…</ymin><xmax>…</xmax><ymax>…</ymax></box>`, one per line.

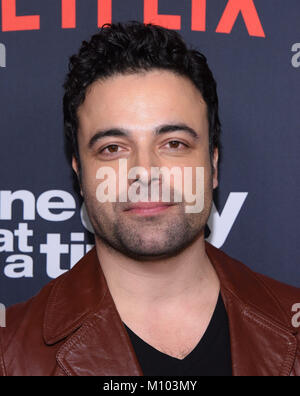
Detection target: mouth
<box><xmin>123</xmin><ymin>202</ymin><xmax>177</xmax><ymax>217</ymax></box>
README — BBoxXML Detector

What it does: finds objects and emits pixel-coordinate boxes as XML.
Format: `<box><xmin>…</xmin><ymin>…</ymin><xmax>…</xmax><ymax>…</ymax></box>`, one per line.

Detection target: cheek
<box><xmin>83</xmin><ymin>169</ymin><xmax>96</xmax><ymax>190</ymax></box>
<box><xmin>181</xmin><ymin>161</ymin><xmax>212</xmax><ymax>192</ymax></box>
<box><xmin>80</xmin><ymin>162</ymin><xmax>102</xmax><ymax>201</ymax></box>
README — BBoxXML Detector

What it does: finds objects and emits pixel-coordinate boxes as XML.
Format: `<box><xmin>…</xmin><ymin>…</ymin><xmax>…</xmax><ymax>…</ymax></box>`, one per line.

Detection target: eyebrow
<box><xmin>88</xmin><ymin>123</ymin><xmax>199</xmax><ymax>149</ymax></box>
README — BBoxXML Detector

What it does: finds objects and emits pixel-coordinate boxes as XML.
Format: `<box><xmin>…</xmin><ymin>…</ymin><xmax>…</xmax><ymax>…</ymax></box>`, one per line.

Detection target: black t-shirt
<box><xmin>123</xmin><ymin>293</ymin><xmax>232</xmax><ymax>376</ymax></box>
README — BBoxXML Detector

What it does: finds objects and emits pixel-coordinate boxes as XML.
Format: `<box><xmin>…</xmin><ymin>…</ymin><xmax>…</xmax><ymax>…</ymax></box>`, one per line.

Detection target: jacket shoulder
<box><xmin>206</xmin><ymin>242</ymin><xmax>300</xmax><ymax>332</ymax></box>
<box><xmin>254</xmin><ymin>271</ymin><xmax>300</xmax><ymax>321</ymax></box>
<box><xmin>0</xmin><ymin>277</ymin><xmax>59</xmax><ymax>376</ymax></box>
<box><xmin>208</xmin><ymin>242</ymin><xmax>300</xmax><ymax>306</ymax></box>
<box><xmin>0</xmin><ymin>248</ymin><xmax>104</xmax><ymax>376</ymax></box>
<box><xmin>4</xmin><ymin>277</ymin><xmax>57</xmax><ymax>334</ymax></box>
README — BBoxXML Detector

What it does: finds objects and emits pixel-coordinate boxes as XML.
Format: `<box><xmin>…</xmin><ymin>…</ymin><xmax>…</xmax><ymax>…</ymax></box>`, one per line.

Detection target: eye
<box><xmin>165</xmin><ymin>140</ymin><xmax>188</xmax><ymax>150</ymax></box>
<box><xmin>100</xmin><ymin>144</ymin><xmax>122</xmax><ymax>155</ymax></box>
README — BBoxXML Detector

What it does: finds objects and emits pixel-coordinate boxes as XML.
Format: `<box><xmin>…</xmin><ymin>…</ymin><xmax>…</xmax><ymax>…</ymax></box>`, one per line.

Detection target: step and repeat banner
<box><xmin>0</xmin><ymin>0</ymin><xmax>299</xmax><ymax>307</ymax></box>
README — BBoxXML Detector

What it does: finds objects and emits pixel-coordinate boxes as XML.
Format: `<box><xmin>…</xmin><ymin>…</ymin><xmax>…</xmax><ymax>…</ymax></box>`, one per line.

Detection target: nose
<box><xmin>128</xmin><ymin>146</ymin><xmax>160</xmax><ymax>187</ymax></box>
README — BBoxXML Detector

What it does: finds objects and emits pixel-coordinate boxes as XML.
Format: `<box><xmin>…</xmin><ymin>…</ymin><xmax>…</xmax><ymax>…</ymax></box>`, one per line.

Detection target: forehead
<box><xmin>77</xmin><ymin>70</ymin><xmax>208</xmax><ymax>135</ymax></box>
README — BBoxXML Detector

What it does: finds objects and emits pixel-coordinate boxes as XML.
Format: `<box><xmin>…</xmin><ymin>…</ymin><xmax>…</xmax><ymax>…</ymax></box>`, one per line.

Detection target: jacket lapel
<box><xmin>43</xmin><ymin>248</ymin><xmax>143</xmax><ymax>376</ymax></box>
<box><xmin>206</xmin><ymin>243</ymin><xmax>298</xmax><ymax>376</ymax></box>
<box><xmin>221</xmin><ymin>290</ymin><xmax>297</xmax><ymax>376</ymax></box>
<box><xmin>56</xmin><ymin>291</ymin><xmax>143</xmax><ymax>376</ymax></box>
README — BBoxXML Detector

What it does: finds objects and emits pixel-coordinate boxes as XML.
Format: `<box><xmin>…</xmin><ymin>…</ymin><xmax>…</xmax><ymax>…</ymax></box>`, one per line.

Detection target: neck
<box><xmin>95</xmin><ymin>233</ymin><xmax>220</xmax><ymax>314</ymax></box>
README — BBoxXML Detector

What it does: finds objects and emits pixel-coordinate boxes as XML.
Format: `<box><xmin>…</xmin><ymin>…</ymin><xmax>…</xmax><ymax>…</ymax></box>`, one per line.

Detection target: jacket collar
<box><xmin>43</xmin><ymin>243</ymin><xmax>298</xmax><ymax>376</ymax></box>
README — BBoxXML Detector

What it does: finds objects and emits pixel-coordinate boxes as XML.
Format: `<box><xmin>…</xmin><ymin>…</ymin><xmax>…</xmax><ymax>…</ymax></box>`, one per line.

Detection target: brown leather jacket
<box><xmin>0</xmin><ymin>242</ymin><xmax>299</xmax><ymax>376</ymax></box>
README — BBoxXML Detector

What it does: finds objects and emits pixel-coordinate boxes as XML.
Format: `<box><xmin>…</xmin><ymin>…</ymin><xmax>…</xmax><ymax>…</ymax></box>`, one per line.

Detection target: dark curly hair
<box><xmin>63</xmin><ymin>21</ymin><xmax>221</xmax><ymax>174</ymax></box>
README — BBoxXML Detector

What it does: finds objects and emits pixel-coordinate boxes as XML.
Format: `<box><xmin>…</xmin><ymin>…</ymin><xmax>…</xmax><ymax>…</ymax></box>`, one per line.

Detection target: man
<box><xmin>1</xmin><ymin>22</ymin><xmax>299</xmax><ymax>376</ymax></box>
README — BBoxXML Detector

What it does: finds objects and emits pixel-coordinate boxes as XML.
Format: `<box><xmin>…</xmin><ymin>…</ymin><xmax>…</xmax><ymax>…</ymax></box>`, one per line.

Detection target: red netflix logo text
<box><xmin>1</xmin><ymin>0</ymin><xmax>265</xmax><ymax>37</ymax></box>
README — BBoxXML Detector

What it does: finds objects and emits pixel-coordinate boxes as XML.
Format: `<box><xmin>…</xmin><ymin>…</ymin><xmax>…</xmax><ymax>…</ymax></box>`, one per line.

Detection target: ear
<box><xmin>72</xmin><ymin>155</ymin><xmax>79</xmax><ymax>175</ymax></box>
<box><xmin>212</xmin><ymin>148</ymin><xmax>219</xmax><ymax>190</ymax></box>
<box><xmin>72</xmin><ymin>156</ymin><xmax>83</xmax><ymax>197</ymax></box>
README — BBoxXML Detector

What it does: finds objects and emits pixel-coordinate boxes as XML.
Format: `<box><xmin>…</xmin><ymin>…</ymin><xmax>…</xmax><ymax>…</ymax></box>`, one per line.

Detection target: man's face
<box><xmin>74</xmin><ymin>70</ymin><xmax>218</xmax><ymax>259</ymax></box>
